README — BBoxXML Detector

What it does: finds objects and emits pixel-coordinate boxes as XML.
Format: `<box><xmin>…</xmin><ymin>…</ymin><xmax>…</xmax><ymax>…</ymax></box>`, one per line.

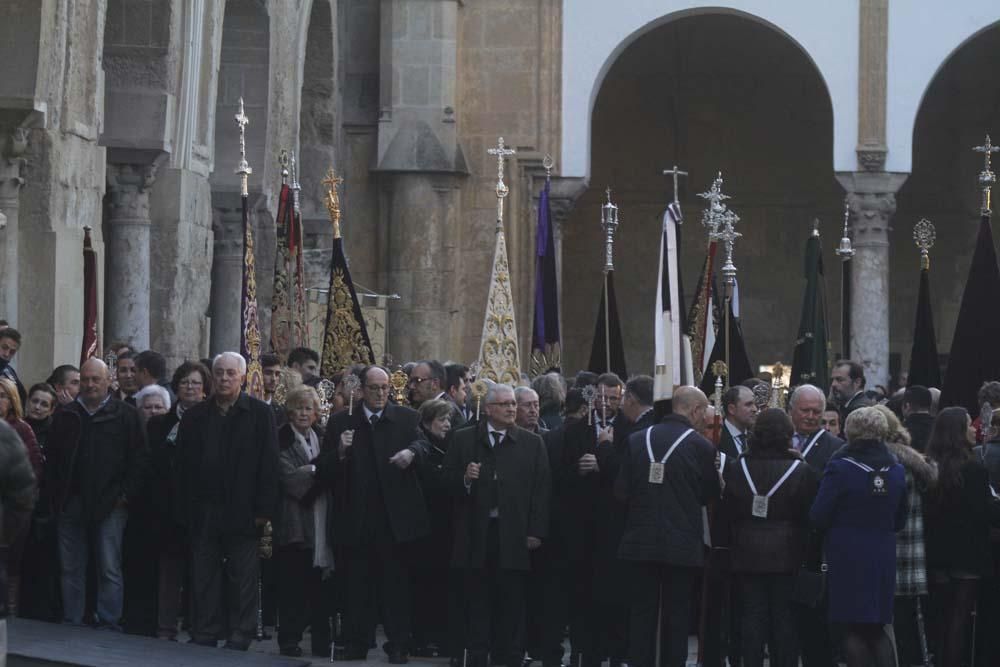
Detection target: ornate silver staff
<box><xmin>913</xmin><ymin>218</ymin><xmax>936</xmax><ymax>272</ymax></box>
<box><xmin>600</xmin><ymin>188</ymin><xmax>620</xmax><ymax>373</ymax></box>
<box><xmin>698</xmin><ymin>173</ymin><xmax>741</xmax><ymax>386</ymax></box>
<box><xmin>974</xmin><ymin>134</ymin><xmax>999</xmax><ymax>216</ymax></box>
<box><xmin>835</xmin><ymin>197</ymin><xmax>855</xmax><ymax>360</ymax></box>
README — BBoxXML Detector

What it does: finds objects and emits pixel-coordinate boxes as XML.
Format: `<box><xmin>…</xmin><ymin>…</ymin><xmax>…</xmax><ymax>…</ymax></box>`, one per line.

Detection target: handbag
<box><xmin>791</xmin><ymin>561</ymin><xmax>827</xmax><ymax>607</ymax></box>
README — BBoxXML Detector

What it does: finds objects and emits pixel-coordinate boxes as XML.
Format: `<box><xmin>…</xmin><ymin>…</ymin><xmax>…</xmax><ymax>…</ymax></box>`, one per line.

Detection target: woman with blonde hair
<box><xmin>275</xmin><ymin>384</ymin><xmax>334</xmax><ymax>658</ymax></box>
<box><xmin>810</xmin><ymin>406</ymin><xmax>907</xmax><ymax>667</ymax></box>
<box><xmin>0</xmin><ymin>376</ymin><xmax>42</xmax><ymax>615</ymax></box>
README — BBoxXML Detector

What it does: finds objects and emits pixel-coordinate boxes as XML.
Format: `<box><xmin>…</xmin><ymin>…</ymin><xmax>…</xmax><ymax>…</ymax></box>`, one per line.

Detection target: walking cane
<box><xmin>256</xmin><ymin>520</ymin><xmax>274</xmax><ymax>642</ymax></box>
<box><xmin>970</xmin><ymin>601</ymin><xmax>978</xmax><ymax>667</ymax></box>
<box><xmin>256</xmin><ymin>574</ymin><xmax>265</xmax><ymax>641</ymax></box>
<box><xmin>915</xmin><ymin>597</ymin><xmax>932</xmax><ymax>667</ymax></box>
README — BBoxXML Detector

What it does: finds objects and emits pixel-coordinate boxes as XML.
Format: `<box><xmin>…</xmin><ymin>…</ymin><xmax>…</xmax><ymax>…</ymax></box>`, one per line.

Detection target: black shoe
<box><xmin>388</xmin><ymin>651</ymin><xmax>409</xmax><ymax>664</ymax></box>
<box><xmin>335</xmin><ymin>646</ymin><xmax>369</xmax><ymax>661</ymax></box>
<box><xmin>280</xmin><ymin>645</ymin><xmax>304</xmax><ymax>657</ymax></box>
<box><xmin>312</xmin><ymin>645</ymin><xmax>332</xmax><ymax>658</ymax></box>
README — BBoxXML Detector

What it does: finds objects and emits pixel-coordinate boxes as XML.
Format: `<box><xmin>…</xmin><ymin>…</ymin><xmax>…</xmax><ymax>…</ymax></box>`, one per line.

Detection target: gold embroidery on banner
<box><xmin>477</xmin><ymin>229</ymin><xmax>521</xmax><ymax>384</ymax></box>
<box><xmin>321</xmin><ymin>266</ymin><xmax>374</xmax><ymax>374</ymax></box>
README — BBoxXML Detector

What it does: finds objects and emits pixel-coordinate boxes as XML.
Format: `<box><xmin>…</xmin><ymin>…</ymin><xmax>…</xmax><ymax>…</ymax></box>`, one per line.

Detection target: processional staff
<box><xmin>974</xmin><ymin>134</ymin><xmax>999</xmax><ymax>216</ymax></box>
<box><xmin>601</xmin><ymin>188</ymin><xmax>620</xmax><ymax>373</ymax></box>
<box><xmin>835</xmin><ymin>198</ymin><xmax>855</xmax><ymax>359</ymax></box>
<box><xmin>663</xmin><ymin>165</ymin><xmax>689</xmax><ymax>207</ymax></box>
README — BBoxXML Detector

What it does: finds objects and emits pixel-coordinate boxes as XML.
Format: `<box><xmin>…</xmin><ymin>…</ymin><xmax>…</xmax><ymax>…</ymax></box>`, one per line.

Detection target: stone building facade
<box><xmin>1</xmin><ymin>0</ymin><xmax>999</xmax><ymax>390</ymax></box>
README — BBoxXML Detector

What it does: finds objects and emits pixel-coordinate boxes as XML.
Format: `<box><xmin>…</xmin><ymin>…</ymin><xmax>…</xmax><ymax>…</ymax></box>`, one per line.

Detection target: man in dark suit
<box><xmin>615</xmin><ymin>386</ymin><xmax>719</xmax><ymax>667</ymax></box>
<box><xmin>317</xmin><ymin>365</ymin><xmax>428</xmax><ymax>663</ymax></box>
<box><xmin>176</xmin><ymin>352</ymin><xmax>279</xmax><ymax>650</ymax></box>
<box><xmin>260</xmin><ymin>353</ymin><xmax>287</xmax><ymax>427</ymax></box>
<box><xmin>831</xmin><ymin>360</ymin><xmax>872</xmax><ymax>422</ymax></box>
<box><xmin>787</xmin><ymin>383</ymin><xmax>845</xmax><ymax>667</ymax></box>
<box><xmin>902</xmin><ymin>385</ymin><xmax>934</xmax><ymax>452</ymax></box>
<box><xmin>444</xmin><ymin>383</ymin><xmax>550</xmax><ymax>667</ymax></box>
<box><xmin>719</xmin><ymin>384</ymin><xmax>758</xmax><ymax>460</ymax></box>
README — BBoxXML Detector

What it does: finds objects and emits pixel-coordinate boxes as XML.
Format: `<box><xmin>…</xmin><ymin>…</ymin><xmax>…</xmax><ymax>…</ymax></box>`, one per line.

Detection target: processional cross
<box><xmin>234</xmin><ymin>97</ymin><xmax>252</xmax><ymax>196</ymax></box>
<box><xmin>488</xmin><ymin>137</ymin><xmax>517</xmax><ymax>230</ymax></box>
<box><xmin>663</xmin><ymin>165</ymin><xmax>689</xmax><ymax>207</ymax></box>
<box><xmin>974</xmin><ymin>134</ymin><xmax>1000</xmax><ymax>215</ymax></box>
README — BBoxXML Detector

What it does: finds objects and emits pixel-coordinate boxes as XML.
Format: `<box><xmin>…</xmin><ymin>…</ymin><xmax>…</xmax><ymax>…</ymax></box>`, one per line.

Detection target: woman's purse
<box><xmin>791</xmin><ymin>530</ymin><xmax>827</xmax><ymax>607</ymax></box>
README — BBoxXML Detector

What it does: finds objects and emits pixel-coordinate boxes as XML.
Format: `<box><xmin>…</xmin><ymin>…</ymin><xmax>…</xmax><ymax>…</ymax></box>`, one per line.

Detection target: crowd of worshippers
<box><xmin>4</xmin><ymin>325</ymin><xmax>1000</xmax><ymax>667</ymax></box>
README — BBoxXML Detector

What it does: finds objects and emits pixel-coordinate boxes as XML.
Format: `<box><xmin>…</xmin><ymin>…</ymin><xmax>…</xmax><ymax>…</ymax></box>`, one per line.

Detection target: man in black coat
<box><xmin>444</xmin><ymin>383</ymin><xmax>550</xmax><ymax>667</ymax></box>
<box><xmin>47</xmin><ymin>357</ymin><xmax>147</xmax><ymax>630</ymax></box>
<box><xmin>316</xmin><ymin>365</ymin><xmax>429</xmax><ymax>663</ymax></box>
<box><xmin>719</xmin><ymin>385</ymin><xmax>757</xmax><ymax>460</ymax></box>
<box><xmin>787</xmin><ymin>383</ymin><xmax>844</xmax><ymax>667</ymax></box>
<box><xmin>831</xmin><ymin>360</ymin><xmax>872</xmax><ymax>423</ymax></box>
<box><xmin>615</xmin><ymin>386</ymin><xmax>719</xmax><ymax>667</ymax></box>
<box><xmin>176</xmin><ymin>352</ymin><xmax>279</xmax><ymax>650</ymax></box>
<box><xmin>902</xmin><ymin>385</ymin><xmax>934</xmax><ymax>452</ymax></box>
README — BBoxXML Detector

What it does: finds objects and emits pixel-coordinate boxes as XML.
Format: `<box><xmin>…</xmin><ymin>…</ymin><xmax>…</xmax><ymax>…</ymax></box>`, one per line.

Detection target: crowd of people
<box><xmin>1</xmin><ymin>322</ymin><xmax>1000</xmax><ymax>667</ymax></box>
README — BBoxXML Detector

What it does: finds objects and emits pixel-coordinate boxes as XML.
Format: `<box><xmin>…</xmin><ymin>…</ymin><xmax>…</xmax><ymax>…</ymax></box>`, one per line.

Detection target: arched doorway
<box><xmin>209</xmin><ymin>0</ymin><xmax>270</xmax><ymax>354</ymax></box>
<box><xmin>561</xmin><ymin>12</ymin><xmax>841</xmax><ymax>376</ymax></box>
<box><xmin>893</xmin><ymin>21</ymin><xmax>1000</xmax><ymax>375</ymax></box>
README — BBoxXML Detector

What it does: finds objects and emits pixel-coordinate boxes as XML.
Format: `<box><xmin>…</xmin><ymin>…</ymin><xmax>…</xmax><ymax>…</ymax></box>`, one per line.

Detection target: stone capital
<box><xmin>107</xmin><ymin>162</ymin><xmax>159</xmax><ymax>224</ymax></box>
<box><xmin>0</xmin><ymin>128</ymin><xmax>29</xmax><ymax>202</ymax></box>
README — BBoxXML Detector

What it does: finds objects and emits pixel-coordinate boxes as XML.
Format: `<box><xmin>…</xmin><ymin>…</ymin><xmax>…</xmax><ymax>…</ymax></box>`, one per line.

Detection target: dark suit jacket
<box><xmin>444</xmin><ymin>421</ymin><xmax>550</xmax><ymax>571</ymax></box>
<box><xmin>718</xmin><ymin>422</ymin><xmax>749</xmax><ymax>461</ymax></box>
<box><xmin>840</xmin><ymin>391</ymin><xmax>874</xmax><ymax>422</ymax></box>
<box><xmin>316</xmin><ymin>402</ymin><xmax>429</xmax><ymax>546</ymax></box>
<box><xmin>798</xmin><ymin>429</ymin><xmax>845</xmax><ymax>474</ymax></box>
<box><xmin>904</xmin><ymin>412</ymin><xmax>934</xmax><ymax>453</ymax></box>
<box><xmin>176</xmin><ymin>393</ymin><xmax>279</xmax><ymax>539</ymax></box>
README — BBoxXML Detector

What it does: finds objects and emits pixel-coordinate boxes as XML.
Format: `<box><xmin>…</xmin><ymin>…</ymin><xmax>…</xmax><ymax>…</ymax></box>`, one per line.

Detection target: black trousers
<box><xmin>526</xmin><ymin>542</ymin><xmax>567</xmax><ymax>667</ymax></box>
<box><xmin>343</xmin><ymin>537</ymin><xmax>411</xmax><ymax>653</ymax></box>
<box><xmin>566</xmin><ymin>552</ymin><xmax>599</xmax><ymax>664</ymax></box>
<box><xmin>738</xmin><ymin>573</ymin><xmax>797</xmax><ymax>667</ymax></box>
<box><xmin>593</xmin><ymin>556</ymin><xmax>630</xmax><ymax>662</ymax></box>
<box><xmin>276</xmin><ymin>547</ymin><xmax>333</xmax><ymax>654</ymax></box>
<box><xmin>793</xmin><ymin>595</ymin><xmax>837</xmax><ymax>667</ymax></box>
<box><xmin>189</xmin><ymin>506</ymin><xmax>259</xmax><ymax>649</ymax></box>
<box><xmin>465</xmin><ymin>520</ymin><xmax>527</xmax><ymax>667</ymax></box>
<box><xmin>627</xmin><ymin>562</ymin><xmax>697</xmax><ymax>667</ymax></box>
<box><xmin>411</xmin><ymin>560</ymin><xmax>450</xmax><ymax>651</ymax></box>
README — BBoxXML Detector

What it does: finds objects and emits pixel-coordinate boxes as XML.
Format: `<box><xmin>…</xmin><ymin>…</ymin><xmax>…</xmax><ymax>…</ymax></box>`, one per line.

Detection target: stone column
<box><xmin>209</xmin><ymin>204</ymin><xmax>245</xmax><ymax>355</ymax></box>
<box><xmin>857</xmin><ymin>0</ymin><xmax>889</xmax><ymax>171</ymax></box>
<box><xmin>837</xmin><ymin>171</ymin><xmax>907</xmax><ymax>389</ymax></box>
<box><xmin>0</xmin><ymin>128</ymin><xmax>27</xmax><ymax>324</ymax></box>
<box><xmin>106</xmin><ymin>163</ymin><xmax>158</xmax><ymax>350</ymax></box>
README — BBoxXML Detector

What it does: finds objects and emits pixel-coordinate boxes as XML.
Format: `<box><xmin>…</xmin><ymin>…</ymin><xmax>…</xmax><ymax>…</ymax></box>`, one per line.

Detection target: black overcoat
<box><xmin>444</xmin><ymin>421</ymin><xmax>550</xmax><ymax>571</ymax></box>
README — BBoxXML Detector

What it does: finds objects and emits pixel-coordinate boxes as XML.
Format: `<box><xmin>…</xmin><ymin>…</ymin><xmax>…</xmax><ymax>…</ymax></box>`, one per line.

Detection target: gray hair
<box><xmin>531</xmin><ymin>373</ymin><xmax>565</xmax><ymax>410</ymax></box>
<box><xmin>134</xmin><ymin>384</ymin><xmax>171</xmax><ymax>411</ymax></box>
<box><xmin>514</xmin><ymin>386</ymin><xmax>539</xmax><ymax>403</ymax></box>
<box><xmin>485</xmin><ymin>383</ymin><xmax>515</xmax><ymax>404</ymax></box>
<box><xmin>844</xmin><ymin>406</ymin><xmax>888</xmax><ymax>442</ymax></box>
<box><xmin>213</xmin><ymin>351</ymin><xmax>247</xmax><ymax>375</ymax></box>
<box><xmin>789</xmin><ymin>384</ymin><xmax>825</xmax><ymax>407</ymax></box>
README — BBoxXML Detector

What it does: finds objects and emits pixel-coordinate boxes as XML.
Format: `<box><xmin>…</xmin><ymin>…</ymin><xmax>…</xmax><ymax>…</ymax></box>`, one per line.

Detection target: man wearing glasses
<box><xmin>317</xmin><ymin>365</ymin><xmax>429</xmax><ymax>664</ymax></box>
<box><xmin>444</xmin><ymin>383</ymin><xmax>551</xmax><ymax>667</ymax></box>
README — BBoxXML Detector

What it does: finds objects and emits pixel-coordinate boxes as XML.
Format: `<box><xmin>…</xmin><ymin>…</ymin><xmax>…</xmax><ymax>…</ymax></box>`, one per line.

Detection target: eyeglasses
<box><xmin>488</xmin><ymin>401</ymin><xmax>517</xmax><ymax>408</ymax></box>
<box><xmin>179</xmin><ymin>379</ymin><xmax>203</xmax><ymax>387</ymax></box>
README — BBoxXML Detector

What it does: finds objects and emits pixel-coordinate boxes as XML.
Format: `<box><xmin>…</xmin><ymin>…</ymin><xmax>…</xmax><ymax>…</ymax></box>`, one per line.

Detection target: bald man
<box><xmin>615</xmin><ymin>386</ymin><xmax>720</xmax><ymax>667</ymax></box>
<box><xmin>47</xmin><ymin>357</ymin><xmax>147</xmax><ymax>630</ymax></box>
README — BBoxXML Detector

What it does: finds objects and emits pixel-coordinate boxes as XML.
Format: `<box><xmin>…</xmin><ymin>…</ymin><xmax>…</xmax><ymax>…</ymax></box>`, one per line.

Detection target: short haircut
<box><xmin>419</xmin><ymin>398</ymin><xmax>454</xmax><ymax>425</ymax></box>
<box><xmin>978</xmin><ymin>381</ymin><xmax>1000</xmax><ymax>407</ymax></box>
<box><xmin>903</xmin><ymin>385</ymin><xmax>932</xmax><ymax>411</ymax></box>
<box><xmin>723</xmin><ymin>385</ymin><xmax>750</xmax><ymax>414</ymax></box>
<box><xmin>514</xmin><ymin>386</ymin><xmax>539</xmax><ymax>403</ymax></box>
<box><xmin>287</xmin><ymin>347</ymin><xmax>320</xmax><ymax>367</ymax></box>
<box><xmin>750</xmin><ymin>408</ymin><xmax>795</xmax><ymax>454</ymax></box>
<box><xmin>0</xmin><ymin>327</ymin><xmax>21</xmax><ymax>344</ymax></box>
<box><xmin>564</xmin><ymin>388</ymin><xmax>586</xmax><ymax>415</ymax></box>
<box><xmin>485</xmin><ymin>383</ymin><xmax>515</xmax><ymax>404</ymax></box>
<box><xmin>134</xmin><ymin>384</ymin><xmax>171</xmax><ymax>411</ymax></box>
<box><xmin>573</xmin><ymin>371</ymin><xmax>598</xmax><ymax>388</ymax></box>
<box><xmin>835</xmin><ymin>360</ymin><xmax>866</xmax><ymax>388</ymax></box>
<box><xmin>115</xmin><ymin>350</ymin><xmax>134</xmax><ymax>363</ymax></box>
<box><xmin>212</xmin><ymin>351</ymin><xmax>247</xmax><ymax>375</ymax></box>
<box><xmin>789</xmin><ymin>384</ymin><xmax>825</xmax><ymax>408</ymax></box>
<box><xmin>0</xmin><ymin>377</ymin><xmax>23</xmax><ymax>419</ymax></box>
<box><xmin>135</xmin><ymin>350</ymin><xmax>167</xmax><ymax>380</ymax></box>
<box><xmin>597</xmin><ymin>372</ymin><xmax>624</xmax><ymax>389</ymax></box>
<box><xmin>445</xmin><ymin>363</ymin><xmax>468</xmax><ymax>392</ymax></box>
<box><xmin>285</xmin><ymin>385</ymin><xmax>320</xmax><ymax>414</ymax></box>
<box><xmin>362</xmin><ymin>365</ymin><xmax>391</xmax><ymax>385</ymax></box>
<box><xmin>844</xmin><ymin>406</ymin><xmax>888</xmax><ymax>441</ymax></box>
<box><xmin>417</xmin><ymin>360</ymin><xmax>446</xmax><ymax>386</ymax></box>
<box><xmin>625</xmin><ymin>375</ymin><xmax>654</xmax><ymax>407</ymax></box>
<box><xmin>260</xmin><ymin>353</ymin><xmax>281</xmax><ymax>369</ymax></box>
<box><xmin>28</xmin><ymin>382</ymin><xmax>58</xmax><ymax>405</ymax></box>
<box><xmin>741</xmin><ymin>377</ymin><xmax>768</xmax><ymax>391</ymax></box>
<box><xmin>532</xmin><ymin>373</ymin><xmax>566</xmax><ymax>411</ymax></box>
<box><xmin>46</xmin><ymin>364</ymin><xmax>79</xmax><ymax>387</ymax></box>
<box><xmin>824</xmin><ymin>402</ymin><xmax>840</xmax><ymax>413</ymax></box>
<box><xmin>171</xmin><ymin>360</ymin><xmax>212</xmax><ymax>395</ymax></box>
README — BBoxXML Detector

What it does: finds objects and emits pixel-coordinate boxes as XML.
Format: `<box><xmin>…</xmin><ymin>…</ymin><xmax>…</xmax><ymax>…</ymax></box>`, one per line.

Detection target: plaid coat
<box><xmin>888</xmin><ymin>439</ymin><xmax>937</xmax><ymax>597</ymax></box>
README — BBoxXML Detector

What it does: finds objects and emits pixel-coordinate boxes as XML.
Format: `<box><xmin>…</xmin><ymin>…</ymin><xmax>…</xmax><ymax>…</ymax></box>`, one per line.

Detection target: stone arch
<box><xmin>886</xmin><ymin>1</ymin><xmax>1000</xmax><ymax>173</ymax></box>
<box><xmin>892</xmin><ymin>21</ymin><xmax>1000</xmax><ymax>371</ymax></box>
<box><xmin>208</xmin><ymin>0</ymin><xmax>271</xmax><ymax>355</ymax></box>
<box><xmin>560</xmin><ymin>11</ymin><xmax>842</xmax><ymax>375</ymax></box>
<box><xmin>561</xmin><ymin>1</ymin><xmax>854</xmax><ymax>180</ymax></box>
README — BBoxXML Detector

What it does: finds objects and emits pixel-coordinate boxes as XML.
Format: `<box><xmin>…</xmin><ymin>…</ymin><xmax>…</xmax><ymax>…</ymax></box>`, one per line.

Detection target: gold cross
<box><xmin>322</xmin><ymin>167</ymin><xmax>343</xmax><ymax>192</ymax></box>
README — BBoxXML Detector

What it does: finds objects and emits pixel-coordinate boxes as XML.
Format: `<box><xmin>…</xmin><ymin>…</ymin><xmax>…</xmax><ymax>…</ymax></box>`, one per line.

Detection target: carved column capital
<box><xmin>0</xmin><ymin>128</ymin><xmax>28</xmax><ymax>202</ymax></box>
<box><xmin>107</xmin><ymin>162</ymin><xmax>159</xmax><ymax>224</ymax></box>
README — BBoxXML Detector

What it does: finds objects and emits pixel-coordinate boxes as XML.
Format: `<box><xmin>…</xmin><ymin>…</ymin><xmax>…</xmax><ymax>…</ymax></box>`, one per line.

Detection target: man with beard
<box><xmin>830</xmin><ymin>360</ymin><xmax>872</xmax><ymax>422</ymax></box>
<box><xmin>0</xmin><ymin>328</ymin><xmax>25</xmax><ymax>405</ymax></box>
<box><xmin>46</xmin><ymin>365</ymin><xmax>80</xmax><ymax>406</ymax></box>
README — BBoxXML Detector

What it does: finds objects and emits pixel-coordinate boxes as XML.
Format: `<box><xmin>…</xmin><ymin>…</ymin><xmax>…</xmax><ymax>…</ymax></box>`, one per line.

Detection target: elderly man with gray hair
<box><xmin>176</xmin><ymin>351</ymin><xmax>279</xmax><ymax>651</ymax></box>
<box><xmin>788</xmin><ymin>384</ymin><xmax>845</xmax><ymax>474</ymax></box>
<box><xmin>444</xmin><ymin>382</ymin><xmax>550</xmax><ymax>667</ymax></box>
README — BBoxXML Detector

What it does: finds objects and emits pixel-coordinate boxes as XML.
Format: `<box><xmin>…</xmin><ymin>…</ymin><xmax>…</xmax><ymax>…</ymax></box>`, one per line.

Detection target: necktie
<box><xmin>736</xmin><ymin>433</ymin><xmax>746</xmax><ymax>452</ymax></box>
<box><xmin>793</xmin><ymin>434</ymin><xmax>803</xmax><ymax>451</ymax></box>
<box><xmin>492</xmin><ymin>431</ymin><xmax>503</xmax><ymax>448</ymax></box>
<box><xmin>370</xmin><ymin>413</ymin><xmax>380</xmax><ymax>427</ymax></box>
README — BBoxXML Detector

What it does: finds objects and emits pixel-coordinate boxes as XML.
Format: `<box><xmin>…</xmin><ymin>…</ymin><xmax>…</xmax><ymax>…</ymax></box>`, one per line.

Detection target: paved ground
<box><xmin>7</xmin><ymin>619</ymin><xmax>703</xmax><ymax>667</ymax></box>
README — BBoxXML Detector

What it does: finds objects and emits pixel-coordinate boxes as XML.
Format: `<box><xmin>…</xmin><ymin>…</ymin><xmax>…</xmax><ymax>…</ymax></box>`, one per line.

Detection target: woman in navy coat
<box><xmin>810</xmin><ymin>406</ymin><xmax>907</xmax><ymax>667</ymax></box>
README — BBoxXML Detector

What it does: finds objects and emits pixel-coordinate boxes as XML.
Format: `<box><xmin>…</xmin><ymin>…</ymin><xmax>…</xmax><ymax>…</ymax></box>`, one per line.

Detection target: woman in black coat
<box><xmin>722</xmin><ymin>408</ymin><xmax>819</xmax><ymax>667</ymax></box>
<box><xmin>275</xmin><ymin>385</ymin><xmax>334</xmax><ymax>658</ymax></box>
<box><xmin>924</xmin><ymin>407</ymin><xmax>1000</xmax><ymax>667</ymax></box>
